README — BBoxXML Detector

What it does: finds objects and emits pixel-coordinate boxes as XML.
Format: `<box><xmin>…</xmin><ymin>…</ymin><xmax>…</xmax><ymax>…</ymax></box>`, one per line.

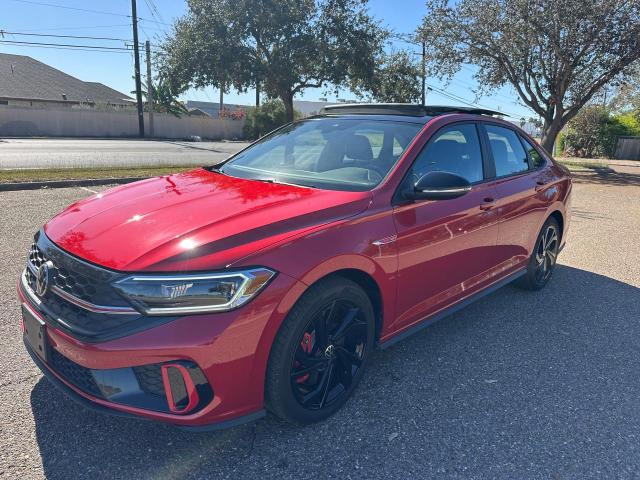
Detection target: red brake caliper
<box><xmin>295</xmin><ymin>332</ymin><xmax>314</xmax><ymax>384</ymax></box>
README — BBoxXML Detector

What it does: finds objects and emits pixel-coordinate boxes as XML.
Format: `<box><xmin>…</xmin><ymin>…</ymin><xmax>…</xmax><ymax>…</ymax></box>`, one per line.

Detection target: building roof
<box><xmin>0</xmin><ymin>53</ymin><xmax>134</xmax><ymax>105</ymax></box>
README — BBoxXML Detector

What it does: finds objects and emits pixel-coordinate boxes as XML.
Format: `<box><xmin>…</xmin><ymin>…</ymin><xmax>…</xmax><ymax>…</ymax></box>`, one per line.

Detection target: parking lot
<box><xmin>1</xmin><ymin>166</ymin><xmax>639</xmax><ymax>479</ymax></box>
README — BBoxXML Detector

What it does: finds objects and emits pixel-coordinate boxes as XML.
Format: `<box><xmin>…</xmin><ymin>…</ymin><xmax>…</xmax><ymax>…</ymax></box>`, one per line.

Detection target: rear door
<box><xmin>391</xmin><ymin>122</ymin><xmax>501</xmax><ymax>332</ymax></box>
<box><xmin>482</xmin><ymin>123</ymin><xmax>551</xmax><ymax>270</ymax></box>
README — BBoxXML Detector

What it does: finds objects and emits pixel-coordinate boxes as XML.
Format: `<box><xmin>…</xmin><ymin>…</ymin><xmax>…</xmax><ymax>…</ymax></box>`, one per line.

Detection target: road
<box><xmin>0</xmin><ymin>166</ymin><xmax>639</xmax><ymax>479</ymax></box>
<box><xmin>0</xmin><ymin>139</ymin><xmax>250</xmax><ymax>169</ymax></box>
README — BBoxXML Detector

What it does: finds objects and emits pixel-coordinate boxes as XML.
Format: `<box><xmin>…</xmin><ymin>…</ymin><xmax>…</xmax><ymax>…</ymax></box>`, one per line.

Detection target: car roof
<box><xmin>317</xmin><ymin>103</ymin><xmax>506</xmax><ymax>124</ymax></box>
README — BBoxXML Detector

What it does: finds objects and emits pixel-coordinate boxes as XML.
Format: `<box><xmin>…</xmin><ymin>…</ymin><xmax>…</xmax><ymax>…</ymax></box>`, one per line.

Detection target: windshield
<box><xmin>219</xmin><ymin>118</ymin><xmax>423</xmax><ymax>191</ymax></box>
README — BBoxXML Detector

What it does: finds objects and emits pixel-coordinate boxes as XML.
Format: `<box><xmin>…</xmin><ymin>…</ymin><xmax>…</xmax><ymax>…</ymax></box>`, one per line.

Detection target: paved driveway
<box><xmin>0</xmin><ymin>167</ymin><xmax>639</xmax><ymax>479</ymax></box>
<box><xmin>0</xmin><ymin>139</ymin><xmax>250</xmax><ymax>169</ymax></box>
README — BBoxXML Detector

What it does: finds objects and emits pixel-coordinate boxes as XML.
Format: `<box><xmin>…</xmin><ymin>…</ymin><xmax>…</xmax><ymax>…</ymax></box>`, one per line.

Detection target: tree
<box><xmin>420</xmin><ymin>0</ymin><xmax>640</xmax><ymax>152</ymax></box>
<box><xmin>607</xmin><ymin>66</ymin><xmax>640</xmax><ymax>114</ymax></box>
<box><xmin>351</xmin><ymin>50</ymin><xmax>422</xmax><ymax>103</ymax></box>
<box><xmin>134</xmin><ymin>76</ymin><xmax>188</xmax><ymax>117</ymax></box>
<box><xmin>563</xmin><ymin>105</ymin><xmax>636</xmax><ymax>158</ymax></box>
<box><xmin>158</xmin><ymin>0</ymin><xmax>386</xmax><ymax>122</ymax></box>
<box><xmin>243</xmin><ymin>99</ymin><xmax>302</xmax><ymax>139</ymax></box>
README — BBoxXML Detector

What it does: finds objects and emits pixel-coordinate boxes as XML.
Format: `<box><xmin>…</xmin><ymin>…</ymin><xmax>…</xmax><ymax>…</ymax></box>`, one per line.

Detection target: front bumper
<box><xmin>24</xmin><ymin>340</ymin><xmax>265</xmax><ymax>431</ymax></box>
<box><xmin>18</xmin><ymin>269</ymin><xmax>305</xmax><ymax>429</ymax></box>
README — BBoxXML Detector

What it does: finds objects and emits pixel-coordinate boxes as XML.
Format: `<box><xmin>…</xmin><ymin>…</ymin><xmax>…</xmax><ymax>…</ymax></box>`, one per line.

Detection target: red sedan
<box><xmin>19</xmin><ymin>104</ymin><xmax>572</xmax><ymax>429</ymax></box>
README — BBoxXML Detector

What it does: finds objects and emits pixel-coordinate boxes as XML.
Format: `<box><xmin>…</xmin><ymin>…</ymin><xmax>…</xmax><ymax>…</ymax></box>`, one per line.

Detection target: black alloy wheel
<box><xmin>265</xmin><ymin>277</ymin><xmax>375</xmax><ymax>424</ymax></box>
<box><xmin>516</xmin><ymin>216</ymin><xmax>560</xmax><ymax>290</ymax></box>
<box><xmin>290</xmin><ymin>299</ymin><xmax>368</xmax><ymax>410</ymax></box>
<box><xmin>534</xmin><ymin>222</ymin><xmax>559</xmax><ymax>284</ymax></box>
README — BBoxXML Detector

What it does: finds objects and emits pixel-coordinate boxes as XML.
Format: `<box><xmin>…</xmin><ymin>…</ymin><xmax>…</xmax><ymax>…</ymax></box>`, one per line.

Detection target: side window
<box><xmin>486</xmin><ymin>125</ymin><xmax>529</xmax><ymax>177</ymax></box>
<box><xmin>521</xmin><ymin>137</ymin><xmax>546</xmax><ymax>169</ymax></box>
<box><xmin>410</xmin><ymin>124</ymin><xmax>484</xmax><ymax>183</ymax></box>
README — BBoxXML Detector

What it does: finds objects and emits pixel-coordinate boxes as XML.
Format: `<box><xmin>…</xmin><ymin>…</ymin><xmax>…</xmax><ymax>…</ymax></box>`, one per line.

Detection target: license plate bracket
<box><xmin>22</xmin><ymin>305</ymin><xmax>49</xmax><ymax>362</ymax></box>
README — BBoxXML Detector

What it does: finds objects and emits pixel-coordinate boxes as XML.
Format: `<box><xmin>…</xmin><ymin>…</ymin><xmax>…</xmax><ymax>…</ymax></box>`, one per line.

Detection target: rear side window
<box><xmin>410</xmin><ymin>124</ymin><xmax>484</xmax><ymax>183</ymax></box>
<box><xmin>486</xmin><ymin>125</ymin><xmax>529</xmax><ymax>177</ymax></box>
<box><xmin>521</xmin><ymin>137</ymin><xmax>546</xmax><ymax>169</ymax></box>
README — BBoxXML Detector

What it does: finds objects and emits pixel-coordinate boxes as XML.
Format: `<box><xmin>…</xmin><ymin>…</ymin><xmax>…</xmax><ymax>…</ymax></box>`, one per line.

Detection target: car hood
<box><xmin>44</xmin><ymin>169</ymin><xmax>371</xmax><ymax>272</ymax></box>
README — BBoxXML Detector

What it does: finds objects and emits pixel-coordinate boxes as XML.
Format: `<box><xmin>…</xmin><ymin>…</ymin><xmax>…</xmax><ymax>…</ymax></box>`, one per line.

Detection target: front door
<box><xmin>392</xmin><ymin>123</ymin><xmax>501</xmax><ymax>332</ymax></box>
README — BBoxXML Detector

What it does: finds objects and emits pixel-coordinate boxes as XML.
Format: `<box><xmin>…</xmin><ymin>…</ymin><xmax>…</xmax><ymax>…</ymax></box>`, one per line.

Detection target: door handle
<box><xmin>535</xmin><ymin>180</ymin><xmax>547</xmax><ymax>192</ymax></box>
<box><xmin>479</xmin><ymin>197</ymin><xmax>495</xmax><ymax>211</ymax></box>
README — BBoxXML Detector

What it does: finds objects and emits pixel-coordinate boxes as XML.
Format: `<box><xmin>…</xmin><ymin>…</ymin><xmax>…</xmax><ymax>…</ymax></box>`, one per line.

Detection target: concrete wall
<box><xmin>0</xmin><ymin>105</ymin><xmax>244</xmax><ymax>139</ymax></box>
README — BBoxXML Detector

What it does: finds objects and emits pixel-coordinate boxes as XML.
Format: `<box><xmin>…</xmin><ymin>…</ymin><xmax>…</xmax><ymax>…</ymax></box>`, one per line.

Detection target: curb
<box><xmin>0</xmin><ymin>176</ymin><xmax>147</xmax><ymax>192</ymax></box>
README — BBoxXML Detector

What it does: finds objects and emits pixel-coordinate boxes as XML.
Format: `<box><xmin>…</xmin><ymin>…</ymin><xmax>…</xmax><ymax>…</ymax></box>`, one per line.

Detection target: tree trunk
<box><xmin>281</xmin><ymin>91</ymin><xmax>295</xmax><ymax>123</ymax></box>
<box><xmin>219</xmin><ymin>86</ymin><xmax>224</xmax><ymax>117</ymax></box>
<box><xmin>540</xmin><ymin>116</ymin><xmax>565</xmax><ymax>155</ymax></box>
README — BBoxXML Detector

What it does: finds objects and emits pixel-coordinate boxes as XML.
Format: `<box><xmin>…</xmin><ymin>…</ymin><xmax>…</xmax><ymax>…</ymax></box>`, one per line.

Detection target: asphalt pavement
<box><xmin>0</xmin><ymin>167</ymin><xmax>639</xmax><ymax>479</ymax></box>
<box><xmin>0</xmin><ymin>139</ymin><xmax>250</xmax><ymax>169</ymax></box>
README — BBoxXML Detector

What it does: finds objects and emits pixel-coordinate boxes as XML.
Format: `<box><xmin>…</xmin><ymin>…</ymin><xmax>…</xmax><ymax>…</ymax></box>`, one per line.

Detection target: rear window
<box><xmin>521</xmin><ymin>137</ymin><xmax>546</xmax><ymax>169</ymax></box>
<box><xmin>486</xmin><ymin>125</ymin><xmax>529</xmax><ymax>177</ymax></box>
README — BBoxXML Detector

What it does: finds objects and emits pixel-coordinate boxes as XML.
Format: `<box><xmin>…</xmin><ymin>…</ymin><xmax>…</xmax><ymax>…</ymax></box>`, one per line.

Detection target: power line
<box><xmin>147</xmin><ymin>0</ymin><xmax>165</xmax><ymax>24</ymax></box>
<box><xmin>143</xmin><ymin>0</ymin><xmax>165</xmax><ymax>29</ymax></box>
<box><xmin>0</xmin><ymin>41</ymin><xmax>132</xmax><ymax>54</ymax></box>
<box><xmin>10</xmin><ymin>24</ymin><xmax>134</xmax><ymax>33</ymax></box>
<box><xmin>6</xmin><ymin>0</ymin><xmax>132</xmax><ymax>18</ymax></box>
<box><xmin>0</xmin><ymin>39</ymin><xmax>131</xmax><ymax>52</ymax></box>
<box><xmin>0</xmin><ymin>30</ymin><xmax>131</xmax><ymax>42</ymax></box>
<box><xmin>5</xmin><ymin>0</ymin><xmax>170</xmax><ymax>25</ymax></box>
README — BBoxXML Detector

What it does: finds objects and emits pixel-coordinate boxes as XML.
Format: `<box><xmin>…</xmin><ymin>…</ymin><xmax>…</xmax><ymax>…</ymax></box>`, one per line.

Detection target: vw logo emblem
<box><xmin>324</xmin><ymin>344</ymin><xmax>336</xmax><ymax>359</ymax></box>
<box><xmin>35</xmin><ymin>261</ymin><xmax>54</xmax><ymax>297</ymax></box>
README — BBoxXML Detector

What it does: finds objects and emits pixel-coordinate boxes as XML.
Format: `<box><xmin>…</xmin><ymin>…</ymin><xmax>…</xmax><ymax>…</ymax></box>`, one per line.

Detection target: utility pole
<box><xmin>421</xmin><ymin>40</ymin><xmax>427</xmax><ymax>107</ymax></box>
<box><xmin>131</xmin><ymin>0</ymin><xmax>145</xmax><ymax>137</ymax></box>
<box><xmin>145</xmin><ymin>40</ymin><xmax>154</xmax><ymax>138</ymax></box>
<box><xmin>219</xmin><ymin>84</ymin><xmax>224</xmax><ymax>116</ymax></box>
<box><xmin>255</xmin><ymin>81</ymin><xmax>260</xmax><ymax>107</ymax></box>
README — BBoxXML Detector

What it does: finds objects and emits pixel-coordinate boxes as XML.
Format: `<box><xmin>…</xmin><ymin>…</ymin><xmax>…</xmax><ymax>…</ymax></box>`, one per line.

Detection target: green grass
<box><xmin>0</xmin><ymin>165</ymin><xmax>200</xmax><ymax>184</ymax></box>
<box><xmin>556</xmin><ymin>158</ymin><xmax>609</xmax><ymax>171</ymax></box>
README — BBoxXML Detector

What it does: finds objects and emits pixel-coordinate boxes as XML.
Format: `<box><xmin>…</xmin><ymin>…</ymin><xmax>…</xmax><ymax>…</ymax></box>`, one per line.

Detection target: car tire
<box><xmin>516</xmin><ymin>216</ymin><xmax>560</xmax><ymax>291</ymax></box>
<box><xmin>265</xmin><ymin>276</ymin><xmax>375</xmax><ymax>425</ymax></box>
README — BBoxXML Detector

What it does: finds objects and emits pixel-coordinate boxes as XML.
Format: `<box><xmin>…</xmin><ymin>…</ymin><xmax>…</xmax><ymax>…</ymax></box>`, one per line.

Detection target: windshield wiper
<box><xmin>252</xmin><ymin>177</ymin><xmax>317</xmax><ymax>189</ymax></box>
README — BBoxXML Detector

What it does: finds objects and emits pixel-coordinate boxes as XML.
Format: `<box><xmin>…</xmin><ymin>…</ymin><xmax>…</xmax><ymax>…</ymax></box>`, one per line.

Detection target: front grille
<box><xmin>133</xmin><ymin>364</ymin><xmax>165</xmax><ymax>397</ymax></box>
<box><xmin>28</xmin><ymin>241</ymin><xmax>127</xmax><ymax>306</ymax></box>
<box><xmin>23</xmin><ymin>232</ymin><xmax>144</xmax><ymax>341</ymax></box>
<box><xmin>49</xmin><ymin>348</ymin><xmax>103</xmax><ymax>398</ymax></box>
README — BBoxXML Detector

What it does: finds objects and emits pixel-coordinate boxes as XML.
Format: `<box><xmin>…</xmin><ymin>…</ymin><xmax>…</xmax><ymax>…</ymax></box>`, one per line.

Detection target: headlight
<box><xmin>112</xmin><ymin>268</ymin><xmax>276</xmax><ymax>315</ymax></box>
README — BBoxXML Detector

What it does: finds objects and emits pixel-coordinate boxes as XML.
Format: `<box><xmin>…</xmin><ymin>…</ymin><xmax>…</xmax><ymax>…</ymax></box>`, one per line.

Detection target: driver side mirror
<box><xmin>405</xmin><ymin>171</ymin><xmax>472</xmax><ymax>201</ymax></box>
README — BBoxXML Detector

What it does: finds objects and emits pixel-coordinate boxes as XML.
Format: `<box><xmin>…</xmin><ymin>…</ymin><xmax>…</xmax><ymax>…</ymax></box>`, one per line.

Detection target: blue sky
<box><xmin>0</xmin><ymin>0</ymin><xmax>533</xmax><ymax>118</ymax></box>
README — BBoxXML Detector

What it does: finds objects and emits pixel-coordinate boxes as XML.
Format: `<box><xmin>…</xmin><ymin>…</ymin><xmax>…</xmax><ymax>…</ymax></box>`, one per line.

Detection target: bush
<box><xmin>564</xmin><ymin>105</ymin><xmax>637</xmax><ymax>158</ymax></box>
<box><xmin>243</xmin><ymin>99</ymin><xmax>301</xmax><ymax>140</ymax></box>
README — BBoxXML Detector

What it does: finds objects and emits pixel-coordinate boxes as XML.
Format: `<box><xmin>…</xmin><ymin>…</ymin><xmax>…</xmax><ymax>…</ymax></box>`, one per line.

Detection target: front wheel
<box><xmin>265</xmin><ymin>277</ymin><xmax>375</xmax><ymax>425</ymax></box>
<box><xmin>516</xmin><ymin>217</ymin><xmax>560</xmax><ymax>291</ymax></box>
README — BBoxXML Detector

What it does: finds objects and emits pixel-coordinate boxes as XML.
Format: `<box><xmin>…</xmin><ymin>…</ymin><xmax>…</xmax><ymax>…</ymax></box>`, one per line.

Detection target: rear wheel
<box><xmin>516</xmin><ymin>217</ymin><xmax>560</xmax><ymax>290</ymax></box>
<box><xmin>265</xmin><ymin>277</ymin><xmax>375</xmax><ymax>424</ymax></box>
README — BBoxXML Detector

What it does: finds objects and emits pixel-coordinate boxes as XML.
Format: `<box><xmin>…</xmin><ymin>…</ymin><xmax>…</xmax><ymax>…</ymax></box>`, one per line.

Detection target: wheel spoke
<box><xmin>301</xmin><ymin>361</ymin><xmax>330</xmax><ymax>405</ymax></box>
<box><xmin>335</xmin><ymin>353</ymin><xmax>353</xmax><ymax>389</ymax></box>
<box><xmin>333</xmin><ymin>308</ymin><xmax>361</xmax><ymax>341</ymax></box>
<box><xmin>290</xmin><ymin>357</ymin><xmax>328</xmax><ymax>378</ymax></box>
<box><xmin>547</xmin><ymin>249</ymin><xmax>557</xmax><ymax>265</ymax></box>
<box><xmin>315</xmin><ymin>301</ymin><xmax>335</xmax><ymax>347</ymax></box>
<box><xmin>318</xmin><ymin>362</ymin><xmax>335</xmax><ymax>408</ymax></box>
<box><xmin>545</xmin><ymin>228</ymin><xmax>557</xmax><ymax>250</ymax></box>
<box><xmin>336</xmin><ymin>346</ymin><xmax>362</xmax><ymax>368</ymax></box>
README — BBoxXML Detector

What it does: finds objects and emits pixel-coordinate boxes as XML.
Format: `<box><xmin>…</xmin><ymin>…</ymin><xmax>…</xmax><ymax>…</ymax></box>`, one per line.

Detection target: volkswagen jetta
<box><xmin>19</xmin><ymin>104</ymin><xmax>572</xmax><ymax>429</ymax></box>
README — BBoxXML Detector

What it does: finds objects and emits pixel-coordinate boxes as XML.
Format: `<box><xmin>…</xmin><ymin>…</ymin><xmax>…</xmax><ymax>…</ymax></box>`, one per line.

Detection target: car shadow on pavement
<box><xmin>30</xmin><ymin>265</ymin><xmax>640</xmax><ymax>479</ymax></box>
<box><xmin>571</xmin><ymin>168</ymin><xmax>640</xmax><ymax>187</ymax></box>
